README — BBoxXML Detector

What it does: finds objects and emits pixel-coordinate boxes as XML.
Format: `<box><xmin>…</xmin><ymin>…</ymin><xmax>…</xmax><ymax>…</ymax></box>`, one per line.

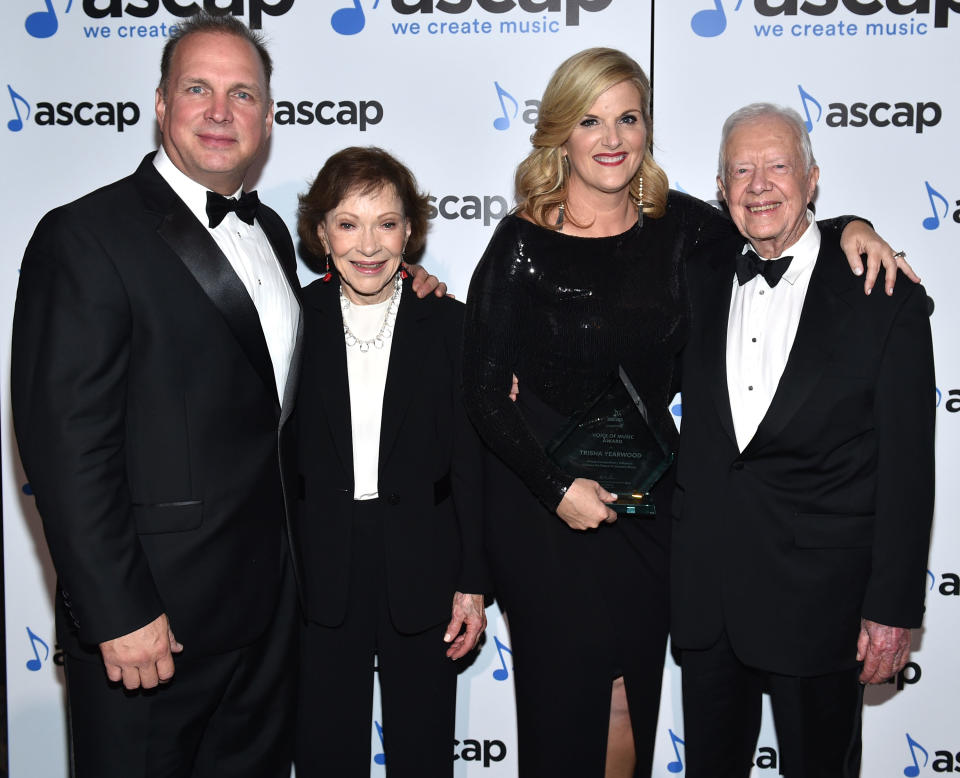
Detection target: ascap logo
<box><xmin>903</xmin><ymin>732</ymin><xmax>960</xmax><ymax>774</ymax></box>
<box><xmin>754</xmin><ymin>0</ymin><xmax>959</xmax><ymax>27</ymax></box>
<box><xmin>690</xmin><ymin>0</ymin><xmax>958</xmax><ymax>38</ymax></box>
<box><xmin>24</xmin><ymin>0</ymin><xmax>295</xmax><ymax>38</ymax></box>
<box><xmin>335</xmin><ymin>0</ymin><xmax>612</xmax><ymax>36</ymax></box>
<box><xmin>427</xmin><ymin>194</ymin><xmax>509</xmax><ymax>226</ymax></box>
<box><xmin>929</xmin><ymin>570</ymin><xmax>960</xmax><ymax>595</ymax></box>
<box><xmin>796</xmin><ymin>85</ymin><xmax>941</xmax><ymax>134</ymax></box>
<box><xmin>937</xmin><ymin>388</ymin><xmax>960</xmax><ymax>411</ymax></box>
<box><xmin>490</xmin><ymin>82</ymin><xmax>539</xmax><ymax>131</ymax></box>
<box><xmin>6</xmin><ymin>85</ymin><xmax>140</xmax><ymax>133</ymax></box>
<box><xmin>81</xmin><ymin>0</ymin><xmax>293</xmax><ymax>30</ymax></box>
<box><xmin>273</xmin><ymin>99</ymin><xmax>383</xmax><ymax>131</ymax></box>
<box><xmin>392</xmin><ymin>0</ymin><xmax>611</xmax><ymax>26</ymax></box>
<box><xmin>920</xmin><ymin>183</ymin><xmax>960</xmax><ymax>230</ymax></box>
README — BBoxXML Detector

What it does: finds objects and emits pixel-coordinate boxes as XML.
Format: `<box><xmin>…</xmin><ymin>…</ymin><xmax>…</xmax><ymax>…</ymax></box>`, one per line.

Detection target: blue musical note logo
<box><xmin>492</xmin><ymin>82</ymin><xmax>519</xmax><ymax>131</ymax></box>
<box><xmin>690</xmin><ymin>0</ymin><xmax>742</xmax><ymax>37</ymax></box>
<box><xmin>25</xmin><ymin>0</ymin><xmax>72</xmax><ymax>39</ymax></box>
<box><xmin>373</xmin><ymin>720</ymin><xmax>386</xmax><ymax>765</ymax></box>
<box><xmin>797</xmin><ymin>85</ymin><xmax>822</xmax><ymax>133</ymax></box>
<box><xmin>904</xmin><ymin>733</ymin><xmax>929</xmax><ymax>776</ymax></box>
<box><xmin>332</xmin><ymin>0</ymin><xmax>378</xmax><ymax>35</ymax></box>
<box><xmin>666</xmin><ymin>729</ymin><xmax>685</xmax><ymax>773</ymax></box>
<box><xmin>921</xmin><ymin>181</ymin><xmax>949</xmax><ymax>231</ymax></box>
<box><xmin>7</xmin><ymin>85</ymin><xmax>31</xmax><ymax>133</ymax></box>
<box><xmin>492</xmin><ymin>635</ymin><xmax>513</xmax><ymax>680</ymax></box>
<box><xmin>25</xmin><ymin>626</ymin><xmax>49</xmax><ymax>671</ymax></box>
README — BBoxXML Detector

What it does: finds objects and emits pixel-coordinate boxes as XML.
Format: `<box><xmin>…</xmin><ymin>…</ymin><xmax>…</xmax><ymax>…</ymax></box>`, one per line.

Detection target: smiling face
<box><xmin>319</xmin><ymin>185</ymin><xmax>410</xmax><ymax>305</ymax></box>
<box><xmin>718</xmin><ymin>114</ymin><xmax>820</xmax><ymax>258</ymax></box>
<box><xmin>155</xmin><ymin>31</ymin><xmax>273</xmax><ymax>195</ymax></box>
<box><xmin>562</xmin><ymin>80</ymin><xmax>647</xmax><ymax>201</ymax></box>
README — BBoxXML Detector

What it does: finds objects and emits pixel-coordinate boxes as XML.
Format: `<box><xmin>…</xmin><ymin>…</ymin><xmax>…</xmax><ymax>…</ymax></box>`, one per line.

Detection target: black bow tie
<box><xmin>735</xmin><ymin>248</ymin><xmax>793</xmax><ymax>288</ymax></box>
<box><xmin>206</xmin><ymin>190</ymin><xmax>259</xmax><ymax>228</ymax></box>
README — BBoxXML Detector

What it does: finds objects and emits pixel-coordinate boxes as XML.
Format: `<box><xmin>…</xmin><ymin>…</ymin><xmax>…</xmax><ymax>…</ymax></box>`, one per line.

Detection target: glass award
<box><xmin>547</xmin><ymin>367</ymin><xmax>674</xmax><ymax>516</ymax></box>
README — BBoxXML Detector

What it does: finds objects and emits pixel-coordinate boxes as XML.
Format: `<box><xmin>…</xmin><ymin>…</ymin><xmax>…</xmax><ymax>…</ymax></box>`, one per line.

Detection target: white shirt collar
<box><xmin>740</xmin><ymin>209</ymin><xmax>821</xmax><ymax>286</ymax></box>
<box><xmin>152</xmin><ymin>145</ymin><xmax>244</xmax><ymax>228</ymax></box>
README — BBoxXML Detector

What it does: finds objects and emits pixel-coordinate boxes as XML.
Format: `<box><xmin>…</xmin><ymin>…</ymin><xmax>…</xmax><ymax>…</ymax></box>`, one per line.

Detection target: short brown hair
<box><xmin>298</xmin><ymin>147</ymin><xmax>431</xmax><ymax>262</ymax></box>
<box><xmin>159</xmin><ymin>11</ymin><xmax>273</xmax><ymax>98</ymax></box>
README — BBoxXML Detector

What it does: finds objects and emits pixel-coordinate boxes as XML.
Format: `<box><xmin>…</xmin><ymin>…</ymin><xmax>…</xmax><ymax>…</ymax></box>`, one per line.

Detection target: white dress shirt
<box><xmin>726</xmin><ymin>212</ymin><xmax>821</xmax><ymax>452</ymax></box>
<box><xmin>153</xmin><ymin>147</ymin><xmax>299</xmax><ymax>401</ymax></box>
<box><xmin>342</xmin><ymin>289</ymin><xmax>401</xmax><ymax>500</ymax></box>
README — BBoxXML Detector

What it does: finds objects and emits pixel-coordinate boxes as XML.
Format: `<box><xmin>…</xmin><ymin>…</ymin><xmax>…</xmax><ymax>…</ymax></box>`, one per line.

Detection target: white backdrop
<box><xmin>1</xmin><ymin>1</ymin><xmax>956</xmax><ymax>775</ymax></box>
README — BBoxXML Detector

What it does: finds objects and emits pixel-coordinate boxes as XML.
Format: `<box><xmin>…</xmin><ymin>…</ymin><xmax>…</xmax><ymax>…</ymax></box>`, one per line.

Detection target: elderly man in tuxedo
<box><xmin>11</xmin><ymin>12</ymin><xmax>440</xmax><ymax>778</ymax></box>
<box><xmin>671</xmin><ymin>103</ymin><xmax>935</xmax><ymax>778</ymax></box>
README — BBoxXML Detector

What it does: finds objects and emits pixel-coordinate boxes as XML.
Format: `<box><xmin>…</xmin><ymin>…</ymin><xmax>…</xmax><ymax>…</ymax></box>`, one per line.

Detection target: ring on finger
<box><xmin>893</xmin><ymin>250</ymin><xmax>907</xmax><ymax>260</ymax></box>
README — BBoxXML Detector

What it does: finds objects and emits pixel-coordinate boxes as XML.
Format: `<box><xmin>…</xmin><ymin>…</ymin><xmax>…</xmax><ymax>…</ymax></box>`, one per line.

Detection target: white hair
<box><xmin>718</xmin><ymin>103</ymin><xmax>816</xmax><ymax>184</ymax></box>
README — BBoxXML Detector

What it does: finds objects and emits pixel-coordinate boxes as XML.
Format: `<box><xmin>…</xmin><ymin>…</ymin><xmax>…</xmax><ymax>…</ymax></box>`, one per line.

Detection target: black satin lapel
<box><xmin>704</xmin><ymin>261</ymin><xmax>738</xmax><ymax>447</ymax></box>
<box><xmin>311</xmin><ymin>284</ymin><xmax>354</xmax><ymax>478</ymax></box>
<box><xmin>378</xmin><ymin>282</ymin><xmax>424</xmax><ymax>470</ymax></box>
<box><xmin>280</xmin><ymin>314</ymin><xmax>303</xmax><ymax>428</ymax></box>
<box><xmin>156</xmin><ymin>200</ymin><xmax>279</xmax><ymax>407</ymax></box>
<box><xmin>743</xmin><ymin>251</ymin><xmax>854</xmax><ymax>455</ymax></box>
<box><xmin>262</xmin><ymin>216</ymin><xmax>303</xmax><ymax>426</ymax></box>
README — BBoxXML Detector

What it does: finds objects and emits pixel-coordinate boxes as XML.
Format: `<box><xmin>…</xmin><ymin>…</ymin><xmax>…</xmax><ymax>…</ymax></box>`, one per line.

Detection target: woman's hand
<box><xmin>556</xmin><ymin>478</ymin><xmax>618</xmax><ymax>530</ymax></box>
<box><xmin>840</xmin><ymin>221</ymin><xmax>919</xmax><ymax>296</ymax></box>
<box><xmin>444</xmin><ymin>592</ymin><xmax>487</xmax><ymax>660</ymax></box>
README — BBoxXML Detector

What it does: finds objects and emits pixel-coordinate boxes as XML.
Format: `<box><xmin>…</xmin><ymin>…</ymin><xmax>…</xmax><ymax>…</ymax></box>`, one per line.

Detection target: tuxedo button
<box><xmin>732</xmin><ymin>461</ymin><xmax>744</xmax><ymax>471</ymax></box>
<box><xmin>387</xmin><ymin>493</ymin><xmax>401</xmax><ymax>506</ymax></box>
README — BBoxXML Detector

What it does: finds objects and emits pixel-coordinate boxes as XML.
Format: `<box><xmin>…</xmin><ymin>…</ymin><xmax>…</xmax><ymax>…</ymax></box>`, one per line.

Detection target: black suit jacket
<box><xmin>670</xmin><ymin>222</ymin><xmax>935</xmax><ymax>676</ymax></box>
<box><xmin>12</xmin><ymin>154</ymin><xmax>303</xmax><ymax>657</ymax></box>
<box><xmin>295</xmin><ymin>276</ymin><xmax>489</xmax><ymax>634</ymax></box>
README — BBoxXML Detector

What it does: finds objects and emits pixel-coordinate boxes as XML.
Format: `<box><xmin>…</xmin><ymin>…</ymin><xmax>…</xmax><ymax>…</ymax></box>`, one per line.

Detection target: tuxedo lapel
<box><xmin>379</xmin><ymin>281</ymin><xmax>426</xmax><ymax>472</ymax></box>
<box><xmin>304</xmin><ymin>281</ymin><xmax>354</xmax><ymax>479</ymax></box>
<box><xmin>742</xmin><ymin>243</ymin><xmax>856</xmax><ymax>456</ymax></box>
<box><xmin>134</xmin><ymin>156</ymin><xmax>279</xmax><ymax>408</ymax></box>
<box><xmin>703</xmin><ymin>254</ymin><xmax>738</xmax><ymax>448</ymax></box>
<box><xmin>259</xmin><ymin>211</ymin><xmax>304</xmax><ymax>427</ymax></box>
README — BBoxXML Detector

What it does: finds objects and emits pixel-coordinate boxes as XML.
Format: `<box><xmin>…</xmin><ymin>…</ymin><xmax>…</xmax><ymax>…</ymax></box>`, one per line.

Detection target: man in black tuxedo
<box><xmin>671</xmin><ymin>104</ymin><xmax>935</xmax><ymax>778</ymax></box>
<box><xmin>11</xmin><ymin>12</ymin><xmax>440</xmax><ymax>777</ymax></box>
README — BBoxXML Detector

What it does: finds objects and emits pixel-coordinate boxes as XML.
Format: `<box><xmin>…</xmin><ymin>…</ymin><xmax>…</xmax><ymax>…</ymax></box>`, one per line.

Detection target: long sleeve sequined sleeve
<box><xmin>462</xmin><ymin>218</ymin><xmax>574</xmax><ymax>512</ymax></box>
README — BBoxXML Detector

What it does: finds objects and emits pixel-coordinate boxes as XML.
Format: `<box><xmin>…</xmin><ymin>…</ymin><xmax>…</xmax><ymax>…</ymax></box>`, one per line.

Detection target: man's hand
<box><xmin>856</xmin><ymin>618</ymin><xmax>911</xmax><ymax>684</ymax></box>
<box><xmin>406</xmin><ymin>264</ymin><xmax>447</xmax><ymax>298</ymax></box>
<box><xmin>99</xmin><ymin>613</ymin><xmax>183</xmax><ymax>690</ymax></box>
<box><xmin>839</xmin><ymin>221</ymin><xmax>920</xmax><ymax>296</ymax></box>
<box><xmin>556</xmin><ymin>478</ymin><xmax>618</xmax><ymax>531</ymax></box>
<box><xmin>444</xmin><ymin>592</ymin><xmax>487</xmax><ymax>660</ymax></box>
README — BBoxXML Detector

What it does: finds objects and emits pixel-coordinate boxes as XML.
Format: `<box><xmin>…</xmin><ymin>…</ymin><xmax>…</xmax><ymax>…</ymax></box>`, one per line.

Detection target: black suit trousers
<box><xmin>681</xmin><ymin>631</ymin><xmax>863</xmax><ymax>778</ymax></box>
<box><xmin>64</xmin><ymin>554</ymin><xmax>298</xmax><ymax>778</ymax></box>
<box><xmin>295</xmin><ymin>498</ymin><xmax>457</xmax><ymax>778</ymax></box>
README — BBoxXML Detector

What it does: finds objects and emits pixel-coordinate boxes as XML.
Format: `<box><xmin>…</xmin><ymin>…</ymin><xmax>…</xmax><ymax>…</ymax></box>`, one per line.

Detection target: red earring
<box><xmin>322</xmin><ymin>253</ymin><xmax>332</xmax><ymax>283</ymax></box>
<box><xmin>400</xmin><ymin>251</ymin><xmax>409</xmax><ymax>279</ymax></box>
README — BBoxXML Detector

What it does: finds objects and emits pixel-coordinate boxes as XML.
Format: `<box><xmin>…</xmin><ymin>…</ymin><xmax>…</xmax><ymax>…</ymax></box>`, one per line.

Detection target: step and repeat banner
<box><xmin>0</xmin><ymin>1</ymin><xmax>955</xmax><ymax>776</ymax></box>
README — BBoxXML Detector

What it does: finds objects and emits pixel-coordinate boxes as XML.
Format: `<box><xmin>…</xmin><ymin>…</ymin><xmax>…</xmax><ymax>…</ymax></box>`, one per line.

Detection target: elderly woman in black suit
<box><xmin>293</xmin><ymin>147</ymin><xmax>489</xmax><ymax>777</ymax></box>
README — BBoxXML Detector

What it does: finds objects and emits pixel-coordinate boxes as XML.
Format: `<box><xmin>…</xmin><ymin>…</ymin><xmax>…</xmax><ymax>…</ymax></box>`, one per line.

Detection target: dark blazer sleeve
<box><xmin>12</xmin><ymin>206</ymin><xmax>164</xmax><ymax>645</ymax></box>
<box><xmin>444</xmin><ymin>301</ymin><xmax>491</xmax><ymax>595</ymax></box>
<box><xmin>862</xmin><ymin>279</ymin><xmax>935</xmax><ymax>627</ymax></box>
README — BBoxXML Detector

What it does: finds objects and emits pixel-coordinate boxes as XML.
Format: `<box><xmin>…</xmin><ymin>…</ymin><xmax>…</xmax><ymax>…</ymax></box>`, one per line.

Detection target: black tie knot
<box><xmin>206</xmin><ymin>190</ymin><xmax>259</xmax><ymax>228</ymax></box>
<box><xmin>736</xmin><ymin>248</ymin><xmax>793</xmax><ymax>288</ymax></box>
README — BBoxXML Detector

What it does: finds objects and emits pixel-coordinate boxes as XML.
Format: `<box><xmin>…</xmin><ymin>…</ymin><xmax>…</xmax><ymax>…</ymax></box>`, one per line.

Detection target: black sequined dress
<box><xmin>463</xmin><ymin>191</ymin><xmax>731</xmax><ymax>777</ymax></box>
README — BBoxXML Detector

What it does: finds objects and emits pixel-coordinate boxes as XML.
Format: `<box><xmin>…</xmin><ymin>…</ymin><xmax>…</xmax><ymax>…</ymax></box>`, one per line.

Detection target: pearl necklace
<box><xmin>339</xmin><ymin>273</ymin><xmax>402</xmax><ymax>352</ymax></box>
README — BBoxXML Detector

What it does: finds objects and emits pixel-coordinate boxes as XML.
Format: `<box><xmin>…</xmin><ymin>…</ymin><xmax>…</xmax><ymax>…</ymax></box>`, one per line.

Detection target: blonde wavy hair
<box><xmin>515</xmin><ymin>47</ymin><xmax>668</xmax><ymax>228</ymax></box>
